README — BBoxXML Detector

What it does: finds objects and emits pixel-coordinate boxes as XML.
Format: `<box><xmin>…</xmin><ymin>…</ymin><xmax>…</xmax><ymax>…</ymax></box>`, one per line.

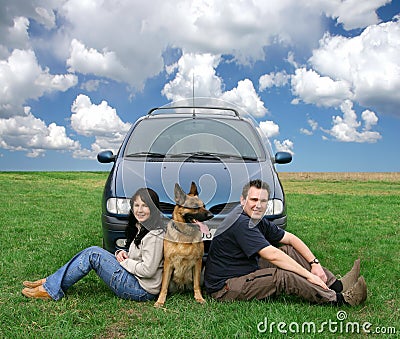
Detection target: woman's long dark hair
<box><xmin>125</xmin><ymin>188</ymin><xmax>162</xmax><ymax>249</ymax></box>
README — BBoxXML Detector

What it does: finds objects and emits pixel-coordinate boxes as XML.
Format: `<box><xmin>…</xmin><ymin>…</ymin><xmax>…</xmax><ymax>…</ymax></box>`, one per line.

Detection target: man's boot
<box><xmin>341</xmin><ymin>259</ymin><xmax>360</xmax><ymax>292</ymax></box>
<box><xmin>342</xmin><ymin>276</ymin><xmax>367</xmax><ymax>306</ymax></box>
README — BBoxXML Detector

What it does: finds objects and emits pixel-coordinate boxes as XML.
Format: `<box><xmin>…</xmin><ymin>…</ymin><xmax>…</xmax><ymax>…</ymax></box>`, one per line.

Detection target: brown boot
<box><xmin>23</xmin><ymin>278</ymin><xmax>46</xmax><ymax>288</ymax></box>
<box><xmin>22</xmin><ymin>285</ymin><xmax>52</xmax><ymax>300</ymax></box>
<box><xmin>342</xmin><ymin>276</ymin><xmax>367</xmax><ymax>306</ymax></box>
<box><xmin>341</xmin><ymin>259</ymin><xmax>360</xmax><ymax>292</ymax></box>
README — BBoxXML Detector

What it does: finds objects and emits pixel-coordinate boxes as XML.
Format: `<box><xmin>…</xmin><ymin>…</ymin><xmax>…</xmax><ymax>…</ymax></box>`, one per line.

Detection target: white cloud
<box><xmin>71</xmin><ymin>94</ymin><xmax>130</xmax><ymax>137</ymax></box>
<box><xmin>1</xmin><ymin>0</ymin><xmax>391</xmax><ymax>94</ymax></box>
<box><xmin>291</xmin><ymin>68</ymin><xmax>353</xmax><ymax>107</ymax></box>
<box><xmin>163</xmin><ymin>52</ymin><xmax>268</xmax><ymax>117</ymax></box>
<box><xmin>67</xmin><ymin>39</ymin><xmax>127</xmax><ymax>83</ymax></box>
<box><xmin>1</xmin><ymin>0</ymin><xmax>390</xmax><ymax>91</ymax></box>
<box><xmin>323</xmin><ymin>0</ymin><xmax>390</xmax><ymax>30</ymax></box>
<box><xmin>325</xmin><ymin>100</ymin><xmax>381</xmax><ymax>143</ymax></box>
<box><xmin>70</xmin><ymin>94</ymin><xmax>131</xmax><ymax>158</ymax></box>
<box><xmin>3</xmin><ymin>16</ymin><xmax>30</xmax><ymax>52</ymax></box>
<box><xmin>308</xmin><ymin>119</ymin><xmax>319</xmax><ymax>131</ymax></box>
<box><xmin>0</xmin><ymin>108</ymin><xmax>80</xmax><ymax>157</ymax></box>
<box><xmin>221</xmin><ymin>79</ymin><xmax>267</xmax><ymax>117</ymax></box>
<box><xmin>308</xmin><ymin>20</ymin><xmax>400</xmax><ymax>116</ymax></box>
<box><xmin>0</xmin><ymin>1</ymin><xmax>59</xmax><ymax>37</ymax></box>
<box><xmin>289</xmin><ymin>19</ymin><xmax>399</xmax><ymax>142</ymax></box>
<box><xmin>162</xmin><ymin>53</ymin><xmax>223</xmax><ymax>101</ymax></box>
<box><xmin>286</xmin><ymin>51</ymin><xmax>299</xmax><ymax>69</ymax></box>
<box><xmin>34</xmin><ymin>6</ymin><xmax>57</xmax><ymax>29</ymax></box>
<box><xmin>300</xmin><ymin>118</ymin><xmax>318</xmax><ymax>136</ymax></box>
<box><xmin>59</xmin><ymin>1</ymin><xmax>166</xmax><ymax>90</ymax></box>
<box><xmin>300</xmin><ymin>128</ymin><xmax>313</xmax><ymax>136</ymax></box>
<box><xmin>0</xmin><ymin>49</ymin><xmax>77</xmax><ymax>117</ymax></box>
<box><xmin>362</xmin><ymin>109</ymin><xmax>379</xmax><ymax>131</ymax></box>
<box><xmin>45</xmin><ymin>0</ymin><xmax>387</xmax><ymax>90</ymax></box>
<box><xmin>259</xmin><ymin>71</ymin><xmax>290</xmax><ymax>91</ymax></box>
<box><xmin>259</xmin><ymin>120</ymin><xmax>280</xmax><ymax>138</ymax></box>
<box><xmin>72</xmin><ymin>135</ymin><xmax>123</xmax><ymax>160</ymax></box>
<box><xmin>274</xmin><ymin>139</ymin><xmax>294</xmax><ymax>155</ymax></box>
<box><xmin>0</xmin><ymin>0</ymin><xmax>395</xmax><ymax>162</ymax></box>
<box><xmin>80</xmin><ymin>79</ymin><xmax>109</xmax><ymax>92</ymax></box>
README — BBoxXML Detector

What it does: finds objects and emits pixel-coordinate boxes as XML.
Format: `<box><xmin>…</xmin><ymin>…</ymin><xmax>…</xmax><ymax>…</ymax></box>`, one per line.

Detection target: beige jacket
<box><xmin>119</xmin><ymin>229</ymin><xmax>164</xmax><ymax>294</ymax></box>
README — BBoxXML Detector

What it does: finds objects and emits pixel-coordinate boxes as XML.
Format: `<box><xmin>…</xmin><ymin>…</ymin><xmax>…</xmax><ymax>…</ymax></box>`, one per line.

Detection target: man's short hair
<box><xmin>241</xmin><ymin>179</ymin><xmax>270</xmax><ymax>198</ymax></box>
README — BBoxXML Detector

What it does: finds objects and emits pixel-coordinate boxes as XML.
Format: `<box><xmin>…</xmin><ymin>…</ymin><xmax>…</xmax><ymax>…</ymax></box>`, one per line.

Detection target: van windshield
<box><xmin>124</xmin><ymin>117</ymin><xmax>266</xmax><ymax>161</ymax></box>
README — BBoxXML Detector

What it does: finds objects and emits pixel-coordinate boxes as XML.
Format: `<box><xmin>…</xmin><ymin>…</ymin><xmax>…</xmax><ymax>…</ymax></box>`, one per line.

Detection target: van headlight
<box><xmin>106</xmin><ymin>198</ymin><xmax>131</xmax><ymax>215</ymax></box>
<box><xmin>265</xmin><ymin>199</ymin><xmax>284</xmax><ymax>216</ymax></box>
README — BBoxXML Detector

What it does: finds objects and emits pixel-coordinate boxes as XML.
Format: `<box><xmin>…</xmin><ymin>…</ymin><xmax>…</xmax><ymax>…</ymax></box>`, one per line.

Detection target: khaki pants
<box><xmin>211</xmin><ymin>245</ymin><xmax>338</xmax><ymax>304</ymax></box>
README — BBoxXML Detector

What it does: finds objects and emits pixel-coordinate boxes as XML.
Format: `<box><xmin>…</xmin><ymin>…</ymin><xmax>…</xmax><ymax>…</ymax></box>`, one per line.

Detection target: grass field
<box><xmin>0</xmin><ymin>172</ymin><xmax>399</xmax><ymax>338</ymax></box>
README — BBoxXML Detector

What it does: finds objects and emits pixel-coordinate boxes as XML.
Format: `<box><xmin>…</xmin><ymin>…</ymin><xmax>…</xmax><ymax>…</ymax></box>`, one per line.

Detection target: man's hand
<box><xmin>116</xmin><ymin>250</ymin><xmax>129</xmax><ymax>262</ymax></box>
<box><xmin>259</xmin><ymin>246</ymin><xmax>329</xmax><ymax>290</ymax></box>
<box><xmin>311</xmin><ymin>264</ymin><xmax>328</xmax><ymax>283</ymax></box>
<box><xmin>279</xmin><ymin>232</ymin><xmax>329</xmax><ymax>284</ymax></box>
<box><xmin>307</xmin><ymin>273</ymin><xmax>329</xmax><ymax>290</ymax></box>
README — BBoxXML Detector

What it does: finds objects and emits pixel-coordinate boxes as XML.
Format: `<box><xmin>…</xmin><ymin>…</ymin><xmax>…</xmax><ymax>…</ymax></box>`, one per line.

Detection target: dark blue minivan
<box><xmin>97</xmin><ymin>102</ymin><xmax>292</xmax><ymax>254</ymax></box>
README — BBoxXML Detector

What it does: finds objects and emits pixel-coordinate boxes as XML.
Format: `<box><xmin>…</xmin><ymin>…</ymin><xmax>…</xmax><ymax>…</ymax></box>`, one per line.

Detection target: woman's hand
<box><xmin>116</xmin><ymin>250</ymin><xmax>128</xmax><ymax>262</ymax></box>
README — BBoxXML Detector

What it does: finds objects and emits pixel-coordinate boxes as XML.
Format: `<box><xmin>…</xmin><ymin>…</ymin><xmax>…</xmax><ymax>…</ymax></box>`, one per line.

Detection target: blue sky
<box><xmin>0</xmin><ymin>0</ymin><xmax>399</xmax><ymax>172</ymax></box>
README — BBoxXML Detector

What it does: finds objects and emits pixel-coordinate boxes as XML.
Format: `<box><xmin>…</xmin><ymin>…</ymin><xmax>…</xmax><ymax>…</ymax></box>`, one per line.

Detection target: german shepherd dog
<box><xmin>154</xmin><ymin>182</ymin><xmax>213</xmax><ymax>307</ymax></box>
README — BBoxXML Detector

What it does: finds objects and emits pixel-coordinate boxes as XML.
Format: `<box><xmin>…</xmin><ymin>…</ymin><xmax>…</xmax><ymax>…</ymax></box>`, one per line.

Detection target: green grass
<box><xmin>0</xmin><ymin>172</ymin><xmax>399</xmax><ymax>338</ymax></box>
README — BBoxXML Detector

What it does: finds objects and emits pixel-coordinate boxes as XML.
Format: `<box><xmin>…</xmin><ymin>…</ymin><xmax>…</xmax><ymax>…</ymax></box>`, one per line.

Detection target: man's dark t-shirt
<box><xmin>204</xmin><ymin>205</ymin><xmax>285</xmax><ymax>294</ymax></box>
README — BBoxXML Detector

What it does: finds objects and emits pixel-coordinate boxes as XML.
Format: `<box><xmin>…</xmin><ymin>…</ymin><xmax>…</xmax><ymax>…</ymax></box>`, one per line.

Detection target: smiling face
<box><xmin>132</xmin><ymin>196</ymin><xmax>151</xmax><ymax>223</ymax></box>
<box><xmin>240</xmin><ymin>186</ymin><xmax>269</xmax><ymax>222</ymax></box>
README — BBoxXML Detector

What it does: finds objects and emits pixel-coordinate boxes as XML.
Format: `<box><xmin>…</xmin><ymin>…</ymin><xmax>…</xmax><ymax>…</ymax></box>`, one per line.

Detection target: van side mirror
<box><xmin>97</xmin><ymin>150</ymin><xmax>116</xmax><ymax>163</ymax></box>
<box><xmin>275</xmin><ymin>152</ymin><xmax>292</xmax><ymax>164</ymax></box>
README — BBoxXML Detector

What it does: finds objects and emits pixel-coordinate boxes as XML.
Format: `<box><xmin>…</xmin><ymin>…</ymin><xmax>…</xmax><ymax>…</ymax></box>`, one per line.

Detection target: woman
<box><xmin>22</xmin><ymin>188</ymin><xmax>164</xmax><ymax>302</ymax></box>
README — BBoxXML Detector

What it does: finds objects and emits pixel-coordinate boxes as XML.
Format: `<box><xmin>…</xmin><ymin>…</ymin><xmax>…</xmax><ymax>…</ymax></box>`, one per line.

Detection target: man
<box><xmin>204</xmin><ymin>179</ymin><xmax>367</xmax><ymax>306</ymax></box>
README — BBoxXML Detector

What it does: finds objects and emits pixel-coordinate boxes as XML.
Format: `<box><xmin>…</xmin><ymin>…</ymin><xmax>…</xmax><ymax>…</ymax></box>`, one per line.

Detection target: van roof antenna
<box><xmin>192</xmin><ymin>72</ymin><xmax>196</xmax><ymax>117</ymax></box>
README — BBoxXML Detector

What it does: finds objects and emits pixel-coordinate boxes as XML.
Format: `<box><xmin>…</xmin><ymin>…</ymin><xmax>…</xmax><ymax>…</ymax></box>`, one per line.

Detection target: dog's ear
<box><xmin>174</xmin><ymin>183</ymin><xmax>187</xmax><ymax>205</ymax></box>
<box><xmin>189</xmin><ymin>181</ymin><xmax>199</xmax><ymax>196</ymax></box>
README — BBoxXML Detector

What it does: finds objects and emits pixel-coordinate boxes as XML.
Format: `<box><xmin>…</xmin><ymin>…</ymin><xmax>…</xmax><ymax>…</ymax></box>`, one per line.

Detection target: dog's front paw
<box><xmin>195</xmin><ymin>296</ymin><xmax>206</xmax><ymax>304</ymax></box>
<box><xmin>154</xmin><ymin>300</ymin><xmax>165</xmax><ymax>308</ymax></box>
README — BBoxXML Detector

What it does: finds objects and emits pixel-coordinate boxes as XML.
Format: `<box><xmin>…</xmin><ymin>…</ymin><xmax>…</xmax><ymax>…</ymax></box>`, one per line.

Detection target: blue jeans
<box><xmin>43</xmin><ymin>246</ymin><xmax>157</xmax><ymax>301</ymax></box>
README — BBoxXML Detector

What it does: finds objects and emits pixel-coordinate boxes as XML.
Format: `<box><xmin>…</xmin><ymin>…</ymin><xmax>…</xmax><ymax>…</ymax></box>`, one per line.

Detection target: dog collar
<box><xmin>177</xmin><ymin>203</ymin><xmax>201</xmax><ymax>209</ymax></box>
<box><xmin>171</xmin><ymin>220</ymin><xmax>198</xmax><ymax>235</ymax></box>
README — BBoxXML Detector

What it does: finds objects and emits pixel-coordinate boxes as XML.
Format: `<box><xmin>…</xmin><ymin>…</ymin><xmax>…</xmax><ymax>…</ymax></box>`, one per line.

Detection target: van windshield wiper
<box><xmin>125</xmin><ymin>152</ymin><xmax>165</xmax><ymax>158</ymax></box>
<box><xmin>168</xmin><ymin>152</ymin><xmax>257</xmax><ymax>161</ymax></box>
<box><xmin>218</xmin><ymin>153</ymin><xmax>258</xmax><ymax>161</ymax></box>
